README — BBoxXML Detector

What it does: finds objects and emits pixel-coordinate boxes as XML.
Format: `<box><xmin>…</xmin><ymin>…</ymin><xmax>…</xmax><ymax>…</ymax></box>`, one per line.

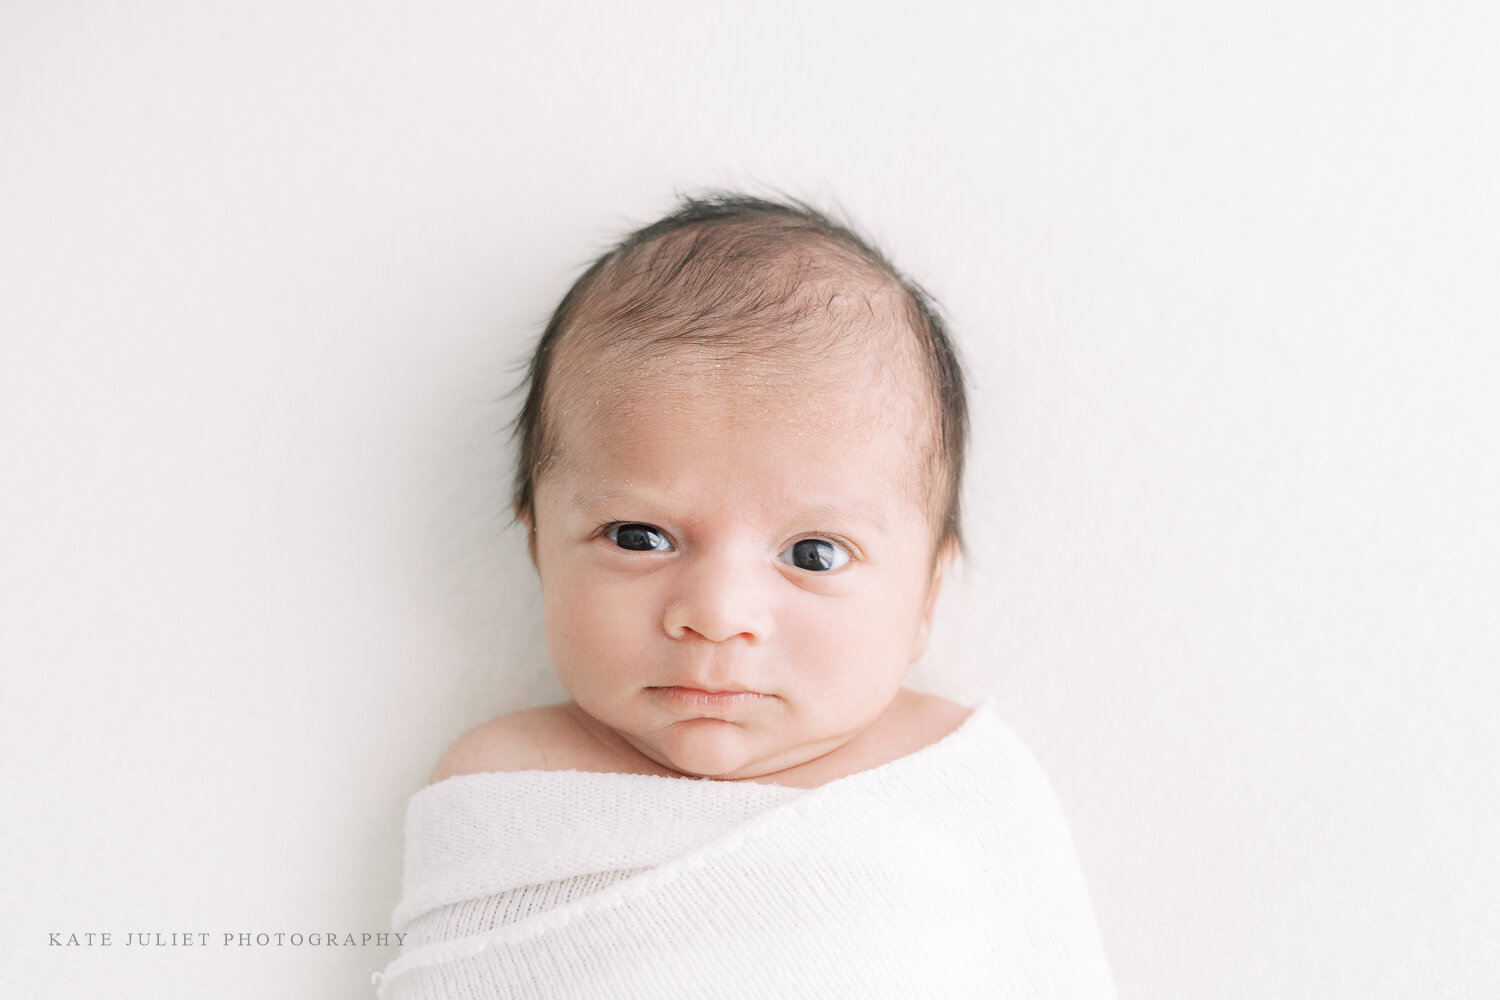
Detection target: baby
<box><xmin>376</xmin><ymin>195</ymin><xmax>1115</xmax><ymax>999</ymax></box>
<box><xmin>437</xmin><ymin>194</ymin><xmax>970</xmax><ymax>789</ymax></box>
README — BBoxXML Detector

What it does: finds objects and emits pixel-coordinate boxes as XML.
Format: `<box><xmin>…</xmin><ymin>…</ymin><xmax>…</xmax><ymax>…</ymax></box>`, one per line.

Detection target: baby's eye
<box><xmin>779</xmin><ymin>538</ymin><xmax>851</xmax><ymax>572</ymax></box>
<box><xmin>607</xmin><ymin>523</ymin><xmax>673</xmax><ymax>552</ymax></box>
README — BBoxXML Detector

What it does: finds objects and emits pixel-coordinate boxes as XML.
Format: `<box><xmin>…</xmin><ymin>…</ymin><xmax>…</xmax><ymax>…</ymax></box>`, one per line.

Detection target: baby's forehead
<box><xmin>547</xmin><ymin>312</ymin><xmax>926</xmax><ymax>432</ymax></box>
<box><xmin>541</xmin><ymin>335</ymin><xmax>937</xmax><ymax>528</ymax></box>
<box><xmin>542</xmin><ymin>347</ymin><xmax>935</xmax><ymax>527</ymax></box>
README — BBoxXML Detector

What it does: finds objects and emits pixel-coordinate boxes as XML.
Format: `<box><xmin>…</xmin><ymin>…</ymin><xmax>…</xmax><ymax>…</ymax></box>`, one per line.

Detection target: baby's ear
<box><xmin>910</xmin><ymin>539</ymin><xmax>958</xmax><ymax>662</ymax></box>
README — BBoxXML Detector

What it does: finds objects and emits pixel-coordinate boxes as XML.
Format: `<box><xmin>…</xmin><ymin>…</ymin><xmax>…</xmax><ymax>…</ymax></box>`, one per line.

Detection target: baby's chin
<box><xmin>632</xmin><ymin>718</ymin><xmax>814</xmax><ymax>782</ymax></box>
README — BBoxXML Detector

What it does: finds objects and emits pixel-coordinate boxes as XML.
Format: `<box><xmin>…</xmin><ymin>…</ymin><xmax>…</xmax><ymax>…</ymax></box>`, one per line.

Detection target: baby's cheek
<box><xmin>545</xmin><ymin>573</ymin><xmax>654</xmax><ymax>675</ymax></box>
<box><xmin>824</xmin><ymin>589</ymin><xmax>926</xmax><ymax>671</ymax></box>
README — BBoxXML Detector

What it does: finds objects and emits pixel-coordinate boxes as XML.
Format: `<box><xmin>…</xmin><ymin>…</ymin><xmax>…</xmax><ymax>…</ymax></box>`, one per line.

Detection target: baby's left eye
<box><xmin>778</xmin><ymin>538</ymin><xmax>851</xmax><ymax>572</ymax></box>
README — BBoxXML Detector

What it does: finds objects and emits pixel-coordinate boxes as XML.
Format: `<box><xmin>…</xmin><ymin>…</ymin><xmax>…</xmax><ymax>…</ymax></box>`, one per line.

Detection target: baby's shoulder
<box><xmin>429</xmin><ymin>704</ymin><xmax>597</xmax><ymax>784</ymax></box>
<box><xmin>873</xmin><ymin>688</ymin><xmax>975</xmax><ymax>758</ymax></box>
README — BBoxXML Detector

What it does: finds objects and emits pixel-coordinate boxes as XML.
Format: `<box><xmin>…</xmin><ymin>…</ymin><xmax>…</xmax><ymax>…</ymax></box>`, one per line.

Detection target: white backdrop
<box><xmin>3</xmin><ymin>3</ymin><xmax>1497</xmax><ymax>998</ymax></box>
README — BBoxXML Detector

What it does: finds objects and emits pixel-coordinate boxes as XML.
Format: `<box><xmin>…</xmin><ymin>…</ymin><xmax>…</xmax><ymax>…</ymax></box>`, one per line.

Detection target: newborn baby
<box><xmin>375</xmin><ymin>195</ymin><xmax>1115</xmax><ymax>999</ymax></box>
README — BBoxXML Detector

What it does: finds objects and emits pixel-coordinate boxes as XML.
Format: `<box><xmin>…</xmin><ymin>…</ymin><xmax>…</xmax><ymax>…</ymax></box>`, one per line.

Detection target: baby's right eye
<box><xmin>606</xmin><ymin>523</ymin><xmax>673</xmax><ymax>552</ymax></box>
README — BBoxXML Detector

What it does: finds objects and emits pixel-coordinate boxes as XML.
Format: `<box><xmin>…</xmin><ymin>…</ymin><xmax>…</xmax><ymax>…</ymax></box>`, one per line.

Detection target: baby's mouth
<box><xmin>647</xmin><ymin>686</ymin><xmax>770</xmax><ymax>710</ymax></box>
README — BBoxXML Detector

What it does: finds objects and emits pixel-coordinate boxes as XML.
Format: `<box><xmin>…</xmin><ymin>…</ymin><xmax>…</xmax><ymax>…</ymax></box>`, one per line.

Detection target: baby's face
<box><xmin>527</xmin><ymin>353</ymin><xmax>947</xmax><ymax>781</ymax></box>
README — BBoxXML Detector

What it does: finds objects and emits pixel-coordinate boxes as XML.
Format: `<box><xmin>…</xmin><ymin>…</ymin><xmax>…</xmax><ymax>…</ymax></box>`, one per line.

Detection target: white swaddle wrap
<box><xmin>375</xmin><ymin>703</ymin><xmax>1115</xmax><ymax>999</ymax></box>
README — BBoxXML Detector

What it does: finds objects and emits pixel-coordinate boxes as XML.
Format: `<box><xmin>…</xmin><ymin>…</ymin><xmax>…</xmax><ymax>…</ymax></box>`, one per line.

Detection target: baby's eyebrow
<box><xmin>792</xmin><ymin>503</ymin><xmax>887</xmax><ymax>533</ymax></box>
<box><xmin>567</xmin><ymin>486</ymin><xmax>644</xmax><ymax>509</ymax></box>
<box><xmin>568</xmin><ymin>489</ymin><xmax>888</xmax><ymax>531</ymax></box>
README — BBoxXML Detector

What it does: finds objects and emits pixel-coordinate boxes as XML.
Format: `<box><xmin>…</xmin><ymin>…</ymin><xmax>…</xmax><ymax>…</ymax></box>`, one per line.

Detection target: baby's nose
<box><xmin>661</xmin><ymin>551</ymin><xmax>773</xmax><ymax>644</ymax></box>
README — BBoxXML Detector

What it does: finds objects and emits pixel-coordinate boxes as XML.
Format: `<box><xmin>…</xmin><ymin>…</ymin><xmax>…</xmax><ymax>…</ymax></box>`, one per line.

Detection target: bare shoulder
<box><xmin>790</xmin><ymin>688</ymin><xmax>976</xmax><ymax>786</ymax></box>
<box><xmin>428</xmin><ymin>704</ymin><xmax>585</xmax><ymax>785</ymax></box>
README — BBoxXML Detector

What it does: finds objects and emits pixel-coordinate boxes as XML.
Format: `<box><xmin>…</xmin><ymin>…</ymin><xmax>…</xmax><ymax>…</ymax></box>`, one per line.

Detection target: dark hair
<box><xmin>512</xmin><ymin>192</ymin><xmax>969</xmax><ymax>550</ymax></box>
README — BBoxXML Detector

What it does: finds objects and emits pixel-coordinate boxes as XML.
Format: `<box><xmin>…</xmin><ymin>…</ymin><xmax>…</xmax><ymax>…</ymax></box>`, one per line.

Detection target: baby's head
<box><xmin>514</xmin><ymin>194</ymin><xmax>968</xmax><ymax>780</ymax></box>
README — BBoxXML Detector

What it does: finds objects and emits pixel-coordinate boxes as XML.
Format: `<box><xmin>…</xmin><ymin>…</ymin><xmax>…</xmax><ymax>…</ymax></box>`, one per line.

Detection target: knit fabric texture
<box><xmin>375</xmin><ymin>703</ymin><xmax>1116</xmax><ymax>999</ymax></box>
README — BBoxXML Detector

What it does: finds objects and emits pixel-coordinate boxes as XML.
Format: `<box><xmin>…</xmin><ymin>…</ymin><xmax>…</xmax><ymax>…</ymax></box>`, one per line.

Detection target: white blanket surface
<box><xmin>375</xmin><ymin>703</ymin><xmax>1116</xmax><ymax>999</ymax></box>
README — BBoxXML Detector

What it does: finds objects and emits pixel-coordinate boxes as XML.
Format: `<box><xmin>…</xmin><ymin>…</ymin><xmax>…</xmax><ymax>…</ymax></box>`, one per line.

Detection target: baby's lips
<box><xmin>653</xmin><ymin>681</ymin><xmax>760</xmax><ymax>695</ymax></box>
<box><xmin>648</xmin><ymin>686</ymin><xmax>772</xmax><ymax>709</ymax></box>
